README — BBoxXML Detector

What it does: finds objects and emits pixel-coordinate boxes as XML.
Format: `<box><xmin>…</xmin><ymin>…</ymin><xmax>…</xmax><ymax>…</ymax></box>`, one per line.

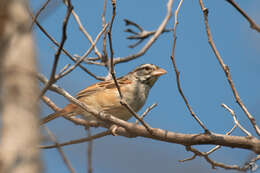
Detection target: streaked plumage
<box><xmin>40</xmin><ymin>64</ymin><xmax>166</xmax><ymax>125</ymax></box>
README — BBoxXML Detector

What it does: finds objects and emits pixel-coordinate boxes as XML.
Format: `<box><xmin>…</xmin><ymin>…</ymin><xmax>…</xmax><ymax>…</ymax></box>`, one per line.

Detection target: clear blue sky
<box><xmin>31</xmin><ymin>0</ymin><xmax>260</xmax><ymax>172</ymax></box>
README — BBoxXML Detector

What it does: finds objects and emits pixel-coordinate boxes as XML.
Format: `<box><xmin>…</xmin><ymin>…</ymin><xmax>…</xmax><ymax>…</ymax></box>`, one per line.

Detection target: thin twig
<box><xmin>106</xmin><ymin>0</ymin><xmax>153</xmax><ymax>134</ymax></box>
<box><xmin>108</xmin><ymin>0</ymin><xmax>123</xmax><ymax>97</ymax></box>
<box><xmin>112</xmin><ymin>0</ymin><xmax>174</xmax><ymax>64</ymax></box>
<box><xmin>101</xmin><ymin>0</ymin><xmax>109</xmax><ymax>64</ymax></box>
<box><xmin>57</xmin><ymin>63</ymin><xmax>70</xmax><ymax>75</ymax></box>
<box><xmin>41</xmin><ymin>95</ymin><xmax>61</xmax><ymax>112</ymax></box>
<box><xmin>86</xmin><ymin>128</ymin><xmax>93</xmax><ymax>173</ymax></box>
<box><xmin>102</xmin><ymin>0</ymin><xmax>107</xmax><ymax>27</ymax></box>
<box><xmin>221</xmin><ymin>103</ymin><xmax>252</xmax><ymax>136</ymax></box>
<box><xmin>44</xmin><ymin>127</ymin><xmax>76</xmax><ymax>173</ymax></box>
<box><xmin>40</xmin><ymin>130</ymin><xmax>112</xmax><ymax>149</ymax></box>
<box><xmin>73</xmin><ymin>55</ymin><xmax>105</xmax><ymax>66</ymax></box>
<box><xmin>70</xmin><ymin>9</ymin><xmax>102</xmax><ymax>59</ymax></box>
<box><xmin>179</xmin><ymin>154</ymin><xmax>196</xmax><ymax>162</ymax></box>
<box><xmin>37</xmin><ymin>75</ymin><xmax>260</xmax><ymax>155</ymax></box>
<box><xmin>186</xmin><ymin>146</ymin><xmax>249</xmax><ymax>171</ymax></box>
<box><xmin>170</xmin><ymin>0</ymin><xmax>209</xmax><ymax>133</ymax></box>
<box><xmin>40</xmin><ymin>2</ymin><xmax>73</xmax><ymax>97</ymax></box>
<box><xmin>206</xmin><ymin>124</ymin><xmax>237</xmax><ymax>155</ymax></box>
<box><xmin>106</xmin><ymin>0</ymin><xmax>154</xmax><ymax>135</ymax></box>
<box><xmin>31</xmin><ymin>0</ymin><xmax>51</xmax><ymax>29</ymax></box>
<box><xmin>136</xmin><ymin>103</ymin><xmax>157</xmax><ymax>124</ymax></box>
<box><xmin>124</xmin><ymin>19</ymin><xmax>173</xmax><ymax>48</ymax></box>
<box><xmin>198</xmin><ymin>0</ymin><xmax>260</xmax><ymax>136</ymax></box>
<box><xmin>120</xmin><ymin>100</ymin><xmax>154</xmax><ymax>135</ymax></box>
<box><xmin>39</xmin><ymin>74</ymin><xmax>102</xmax><ymax>128</ymax></box>
<box><xmin>56</xmin><ymin>23</ymin><xmax>108</xmax><ymax>80</ymax></box>
<box><xmin>29</xmin><ymin>12</ymin><xmax>106</xmax><ymax>81</ymax></box>
<box><xmin>225</xmin><ymin>0</ymin><xmax>260</xmax><ymax>33</ymax></box>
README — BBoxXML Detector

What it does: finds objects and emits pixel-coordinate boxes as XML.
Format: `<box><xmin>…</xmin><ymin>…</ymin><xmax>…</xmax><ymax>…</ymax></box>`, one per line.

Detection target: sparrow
<box><xmin>40</xmin><ymin>64</ymin><xmax>166</xmax><ymax>125</ymax></box>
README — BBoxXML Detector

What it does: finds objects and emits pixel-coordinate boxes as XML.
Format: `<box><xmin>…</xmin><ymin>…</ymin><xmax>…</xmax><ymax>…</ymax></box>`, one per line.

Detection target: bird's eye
<box><xmin>144</xmin><ymin>67</ymin><xmax>150</xmax><ymax>71</ymax></box>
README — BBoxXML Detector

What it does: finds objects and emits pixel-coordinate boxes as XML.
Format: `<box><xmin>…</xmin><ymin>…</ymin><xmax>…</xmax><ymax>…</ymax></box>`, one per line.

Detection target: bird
<box><xmin>40</xmin><ymin>64</ymin><xmax>166</xmax><ymax>125</ymax></box>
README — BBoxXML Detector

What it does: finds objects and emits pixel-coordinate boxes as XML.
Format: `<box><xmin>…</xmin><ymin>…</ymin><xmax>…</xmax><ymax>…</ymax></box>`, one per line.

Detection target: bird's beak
<box><xmin>151</xmin><ymin>68</ymin><xmax>167</xmax><ymax>76</ymax></box>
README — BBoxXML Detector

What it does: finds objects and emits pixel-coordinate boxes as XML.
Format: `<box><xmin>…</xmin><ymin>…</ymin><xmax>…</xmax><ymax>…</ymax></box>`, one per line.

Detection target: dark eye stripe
<box><xmin>139</xmin><ymin>65</ymin><xmax>155</xmax><ymax>71</ymax></box>
<box><xmin>131</xmin><ymin>64</ymin><xmax>158</xmax><ymax>74</ymax></box>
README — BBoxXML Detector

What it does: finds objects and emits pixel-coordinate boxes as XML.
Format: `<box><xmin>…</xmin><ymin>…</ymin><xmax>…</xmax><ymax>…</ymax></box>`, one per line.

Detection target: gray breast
<box><xmin>126</xmin><ymin>82</ymin><xmax>150</xmax><ymax>112</ymax></box>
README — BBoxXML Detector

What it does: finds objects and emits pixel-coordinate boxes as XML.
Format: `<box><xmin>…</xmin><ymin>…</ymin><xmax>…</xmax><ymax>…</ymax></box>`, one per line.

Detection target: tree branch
<box><xmin>198</xmin><ymin>0</ymin><xmax>260</xmax><ymax>136</ymax></box>
<box><xmin>225</xmin><ymin>0</ymin><xmax>260</xmax><ymax>33</ymax></box>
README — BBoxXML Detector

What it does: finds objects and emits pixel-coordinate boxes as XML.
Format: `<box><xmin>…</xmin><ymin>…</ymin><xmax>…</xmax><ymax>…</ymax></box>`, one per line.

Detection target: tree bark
<box><xmin>0</xmin><ymin>0</ymin><xmax>42</xmax><ymax>172</ymax></box>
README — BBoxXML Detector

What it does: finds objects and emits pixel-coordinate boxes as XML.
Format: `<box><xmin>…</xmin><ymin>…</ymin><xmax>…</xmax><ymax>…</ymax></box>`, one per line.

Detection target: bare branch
<box><xmin>120</xmin><ymin>100</ymin><xmax>154</xmax><ymax>135</ymax></box>
<box><xmin>206</xmin><ymin>124</ymin><xmax>237</xmax><ymax>155</ymax></box>
<box><xmin>73</xmin><ymin>54</ymin><xmax>105</xmax><ymax>66</ymax></box>
<box><xmin>56</xmin><ymin>23</ymin><xmax>108</xmax><ymax>80</ymax></box>
<box><xmin>179</xmin><ymin>154</ymin><xmax>196</xmax><ymax>162</ymax></box>
<box><xmin>40</xmin><ymin>2</ymin><xmax>73</xmax><ymax>96</ymax></box>
<box><xmin>39</xmin><ymin>74</ymin><xmax>102</xmax><ymax>128</ymax></box>
<box><xmin>86</xmin><ymin>128</ymin><xmax>93</xmax><ymax>173</ymax></box>
<box><xmin>44</xmin><ymin>127</ymin><xmax>76</xmax><ymax>173</ymax></box>
<box><xmin>30</xmin><ymin>12</ymin><xmax>106</xmax><ymax>81</ymax></box>
<box><xmin>198</xmin><ymin>0</ymin><xmax>260</xmax><ymax>136</ymax></box>
<box><xmin>222</xmin><ymin>103</ymin><xmax>252</xmax><ymax>136</ymax></box>
<box><xmin>124</xmin><ymin>19</ymin><xmax>173</xmax><ymax>48</ymax></box>
<box><xmin>31</xmin><ymin>0</ymin><xmax>51</xmax><ymax>29</ymax></box>
<box><xmin>106</xmin><ymin>0</ymin><xmax>153</xmax><ymax>135</ymax></box>
<box><xmin>112</xmin><ymin>0</ymin><xmax>174</xmax><ymax>64</ymax></box>
<box><xmin>108</xmin><ymin>0</ymin><xmax>122</xmax><ymax>96</ymax></box>
<box><xmin>40</xmin><ymin>114</ymin><xmax>260</xmax><ymax>154</ymax></box>
<box><xmin>41</xmin><ymin>95</ymin><xmax>61</xmax><ymax>112</ymax></box>
<box><xmin>101</xmin><ymin>0</ymin><xmax>109</xmax><ymax>64</ymax></box>
<box><xmin>225</xmin><ymin>0</ymin><xmax>260</xmax><ymax>33</ymax></box>
<box><xmin>70</xmin><ymin>9</ymin><xmax>102</xmax><ymax>59</ymax></box>
<box><xmin>40</xmin><ymin>130</ymin><xmax>112</xmax><ymax>149</ymax></box>
<box><xmin>186</xmin><ymin>146</ymin><xmax>249</xmax><ymax>171</ymax></box>
<box><xmin>58</xmin><ymin>63</ymin><xmax>71</xmax><ymax>75</ymax></box>
<box><xmin>136</xmin><ymin>103</ymin><xmax>157</xmax><ymax>124</ymax></box>
<box><xmin>170</xmin><ymin>0</ymin><xmax>210</xmax><ymax>133</ymax></box>
<box><xmin>37</xmin><ymin>74</ymin><xmax>260</xmax><ymax>154</ymax></box>
<box><xmin>124</xmin><ymin>19</ymin><xmax>144</xmax><ymax>32</ymax></box>
<box><xmin>101</xmin><ymin>0</ymin><xmax>107</xmax><ymax>27</ymax></box>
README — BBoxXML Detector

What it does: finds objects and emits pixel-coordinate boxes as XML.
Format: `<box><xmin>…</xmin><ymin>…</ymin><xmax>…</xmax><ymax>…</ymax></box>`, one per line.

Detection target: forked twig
<box><xmin>112</xmin><ymin>0</ymin><xmax>174</xmax><ymax>64</ymax></box>
<box><xmin>30</xmin><ymin>13</ymin><xmax>106</xmax><ymax>81</ymax></box>
<box><xmin>205</xmin><ymin>124</ymin><xmax>237</xmax><ymax>155</ymax></box>
<box><xmin>221</xmin><ymin>103</ymin><xmax>252</xmax><ymax>136</ymax></box>
<box><xmin>55</xmin><ymin>23</ymin><xmax>108</xmax><ymax>80</ymax></box>
<box><xmin>185</xmin><ymin>146</ymin><xmax>250</xmax><ymax>171</ymax></box>
<box><xmin>198</xmin><ymin>0</ymin><xmax>260</xmax><ymax>136</ymax></box>
<box><xmin>124</xmin><ymin>19</ymin><xmax>173</xmax><ymax>48</ymax></box>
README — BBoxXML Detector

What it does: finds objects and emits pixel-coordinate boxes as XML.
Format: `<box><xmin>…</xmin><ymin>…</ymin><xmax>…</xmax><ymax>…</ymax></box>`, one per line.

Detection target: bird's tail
<box><xmin>40</xmin><ymin>111</ymin><xmax>63</xmax><ymax>125</ymax></box>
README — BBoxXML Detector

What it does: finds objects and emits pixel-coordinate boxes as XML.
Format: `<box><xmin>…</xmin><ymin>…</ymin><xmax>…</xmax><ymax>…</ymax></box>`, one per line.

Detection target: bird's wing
<box><xmin>76</xmin><ymin>77</ymin><xmax>131</xmax><ymax>99</ymax></box>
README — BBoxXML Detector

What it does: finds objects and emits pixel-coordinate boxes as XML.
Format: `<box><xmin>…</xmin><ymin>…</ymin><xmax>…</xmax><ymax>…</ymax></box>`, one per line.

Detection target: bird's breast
<box><xmin>122</xmin><ymin>82</ymin><xmax>149</xmax><ymax>112</ymax></box>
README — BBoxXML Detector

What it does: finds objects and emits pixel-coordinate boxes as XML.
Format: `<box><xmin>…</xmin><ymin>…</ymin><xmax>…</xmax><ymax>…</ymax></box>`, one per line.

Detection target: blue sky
<box><xmin>31</xmin><ymin>0</ymin><xmax>260</xmax><ymax>172</ymax></box>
